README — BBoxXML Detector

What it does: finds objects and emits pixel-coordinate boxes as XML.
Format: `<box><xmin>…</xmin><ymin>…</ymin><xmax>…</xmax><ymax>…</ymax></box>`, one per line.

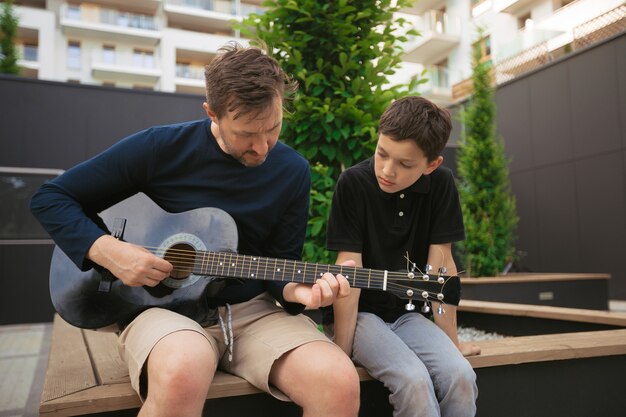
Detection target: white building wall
<box><xmin>9</xmin><ymin>0</ymin><xmax>625</xmax><ymax>103</ymax></box>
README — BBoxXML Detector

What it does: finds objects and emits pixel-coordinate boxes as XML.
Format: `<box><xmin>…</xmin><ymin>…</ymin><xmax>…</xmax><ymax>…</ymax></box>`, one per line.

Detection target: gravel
<box><xmin>457</xmin><ymin>326</ymin><xmax>507</xmax><ymax>341</ymax></box>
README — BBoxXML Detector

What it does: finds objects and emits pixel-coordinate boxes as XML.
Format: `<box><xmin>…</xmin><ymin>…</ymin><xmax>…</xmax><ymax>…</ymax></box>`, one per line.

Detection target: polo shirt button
<box><xmin>399</xmin><ymin>211</ymin><xmax>404</xmax><ymax>217</ymax></box>
<box><xmin>400</xmin><ymin>194</ymin><xmax>405</xmax><ymax>199</ymax></box>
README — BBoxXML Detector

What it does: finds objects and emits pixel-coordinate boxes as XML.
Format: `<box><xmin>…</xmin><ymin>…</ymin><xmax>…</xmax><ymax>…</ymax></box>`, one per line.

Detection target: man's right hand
<box><xmin>87</xmin><ymin>235</ymin><xmax>173</xmax><ymax>287</ymax></box>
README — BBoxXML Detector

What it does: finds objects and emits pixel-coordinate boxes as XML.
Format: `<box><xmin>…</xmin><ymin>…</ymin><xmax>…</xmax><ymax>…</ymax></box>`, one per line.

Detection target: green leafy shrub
<box><xmin>0</xmin><ymin>0</ymin><xmax>19</xmax><ymax>75</ymax></box>
<box><xmin>240</xmin><ymin>0</ymin><xmax>417</xmax><ymax>262</ymax></box>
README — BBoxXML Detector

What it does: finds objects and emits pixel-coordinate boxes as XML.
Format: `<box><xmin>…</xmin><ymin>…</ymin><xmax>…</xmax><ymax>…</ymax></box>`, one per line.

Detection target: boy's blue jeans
<box><xmin>352</xmin><ymin>312</ymin><xmax>478</xmax><ymax>417</ymax></box>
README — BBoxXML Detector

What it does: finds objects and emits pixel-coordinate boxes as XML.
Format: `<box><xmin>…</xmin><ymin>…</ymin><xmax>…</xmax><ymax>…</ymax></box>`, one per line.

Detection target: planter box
<box><xmin>461</xmin><ymin>273</ymin><xmax>610</xmax><ymax>310</ymax></box>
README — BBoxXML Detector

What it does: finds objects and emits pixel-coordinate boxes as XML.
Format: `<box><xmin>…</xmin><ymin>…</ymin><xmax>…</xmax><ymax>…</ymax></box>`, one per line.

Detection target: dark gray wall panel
<box><xmin>568</xmin><ymin>42</ymin><xmax>622</xmax><ymax>159</ymax></box>
<box><xmin>529</xmin><ymin>64</ymin><xmax>574</xmax><ymax>167</ymax></box>
<box><xmin>617</xmin><ymin>36</ymin><xmax>626</xmax><ymax>149</ymax></box>
<box><xmin>0</xmin><ymin>77</ymin><xmax>205</xmax><ymax>170</ymax></box>
<box><xmin>496</xmin><ymin>79</ymin><xmax>534</xmax><ymax>173</ymax></box>
<box><xmin>509</xmin><ymin>171</ymin><xmax>540</xmax><ymax>270</ymax></box>
<box><xmin>574</xmin><ymin>152</ymin><xmax>626</xmax><ymax>299</ymax></box>
<box><xmin>533</xmin><ymin>162</ymin><xmax>582</xmax><ymax>272</ymax></box>
<box><xmin>494</xmin><ymin>33</ymin><xmax>626</xmax><ymax>299</ymax></box>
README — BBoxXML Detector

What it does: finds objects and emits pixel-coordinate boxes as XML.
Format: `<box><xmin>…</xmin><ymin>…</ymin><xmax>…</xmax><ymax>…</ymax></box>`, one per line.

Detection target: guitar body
<box><xmin>49</xmin><ymin>193</ymin><xmax>238</xmax><ymax>329</ymax></box>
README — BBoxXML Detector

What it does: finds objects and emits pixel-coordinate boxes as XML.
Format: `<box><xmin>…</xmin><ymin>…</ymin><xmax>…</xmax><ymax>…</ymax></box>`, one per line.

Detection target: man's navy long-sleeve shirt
<box><xmin>30</xmin><ymin>118</ymin><xmax>311</xmax><ymax>312</ymax></box>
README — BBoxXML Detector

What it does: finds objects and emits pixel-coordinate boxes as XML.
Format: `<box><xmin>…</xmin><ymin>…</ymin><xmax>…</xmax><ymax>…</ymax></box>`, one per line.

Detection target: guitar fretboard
<box><xmin>192</xmin><ymin>251</ymin><xmax>389</xmax><ymax>291</ymax></box>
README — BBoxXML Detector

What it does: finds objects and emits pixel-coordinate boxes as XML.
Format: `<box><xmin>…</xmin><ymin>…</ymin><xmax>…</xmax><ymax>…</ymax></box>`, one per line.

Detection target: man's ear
<box><xmin>203</xmin><ymin>102</ymin><xmax>218</xmax><ymax>123</ymax></box>
<box><xmin>424</xmin><ymin>156</ymin><xmax>444</xmax><ymax>175</ymax></box>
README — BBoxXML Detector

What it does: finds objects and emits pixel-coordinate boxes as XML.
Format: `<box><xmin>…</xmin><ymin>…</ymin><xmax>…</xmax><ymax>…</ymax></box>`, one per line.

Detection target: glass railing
<box><xmin>176</xmin><ymin>64</ymin><xmax>206</xmax><ymax>80</ymax></box>
<box><xmin>415</xmin><ymin>65</ymin><xmax>466</xmax><ymax>94</ymax></box>
<box><xmin>63</xmin><ymin>4</ymin><xmax>158</xmax><ymax>31</ymax></box>
<box><xmin>166</xmin><ymin>0</ymin><xmax>263</xmax><ymax>16</ymax></box>
<box><xmin>167</xmin><ymin>0</ymin><xmax>236</xmax><ymax>15</ymax></box>
<box><xmin>496</xmin><ymin>27</ymin><xmax>563</xmax><ymax>62</ymax></box>
<box><xmin>20</xmin><ymin>45</ymin><xmax>39</xmax><ymax>62</ymax></box>
<box><xmin>92</xmin><ymin>50</ymin><xmax>159</xmax><ymax>70</ymax></box>
<box><xmin>421</xmin><ymin>10</ymin><xmax>461</xmax><ymax>37</ymax></box>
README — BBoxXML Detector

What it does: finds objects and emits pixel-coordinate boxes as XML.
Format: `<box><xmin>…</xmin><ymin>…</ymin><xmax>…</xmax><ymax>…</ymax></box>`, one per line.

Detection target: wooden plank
<box><xmin>467</xmin><ymin>329</ymin><xmax>626</xmax><ymax>368</ymax></box>
<box><xmin>461</xmin><ymin>272</ymin><xmax>610</xmax><ymax>284</ymax></box>
<box><xmin>40</xmin><ymin>315</ymin><xmax>97</xmax><ymax>403</ymax></box>
<box><xmin>82</xmin><ymin>329</ymin><xmax>129</xmax><ymax>385</ymax></box>
<box><xmin>459</xmin><ymin>300</ymin><xmax>626</xmax><ymax>327</ymax></box>
<box><xmin>40</xmin><ymin>383</ymin><xmax>140</xmax><ymax>417</ymax></box>
<box><xmin>39</xmin><ymin>370</ymin><xmax>269</xmax><ymax>416</ymax></box>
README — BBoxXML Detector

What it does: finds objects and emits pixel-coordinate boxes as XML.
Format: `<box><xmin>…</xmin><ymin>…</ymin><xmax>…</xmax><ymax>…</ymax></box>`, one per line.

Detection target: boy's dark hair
<box><xmin>204</xmin><ymin>41</ymin><xmax>298</xmax><ymax>120</ymax></box>
<box><xmin>379</xmin><ymin>96</ymin><xmax>452</xmax><ymax>161</ymax></box>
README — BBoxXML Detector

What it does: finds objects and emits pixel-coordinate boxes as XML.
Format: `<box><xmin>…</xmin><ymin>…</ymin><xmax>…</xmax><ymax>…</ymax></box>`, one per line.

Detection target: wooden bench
<box><xmin>41</xmin><ymin>311</ymin><xmax>626</xmax><ymax>417</ymax></box>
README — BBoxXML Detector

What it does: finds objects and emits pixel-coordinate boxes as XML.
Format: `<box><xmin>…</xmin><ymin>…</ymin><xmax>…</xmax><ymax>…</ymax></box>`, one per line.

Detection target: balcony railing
<box><xmin>20</xmin><ymin>45</ymin><xmax>39</xmax><ymax>62</ymax></box>
<box><xmin>92</xmin><ymin>50</ymin><xmax>160</xmax><ymax>71</ymax></box>
<box><xmin>495</xmin><ymin>27</ymin><xmax>563</xmax><ymax>63</ymax></box>
<box><xmin>166</xmin><ymin>0</ymin><xmax>263</xmax><ymax>16</ymax></box>
<box><xmin>573</xmin><ymin>4</ymin><xmax>626</xmax><ymax>50</ymax></box>
<box><xmin>63</xmin><ymin>4</ymin><xmax>159</xmax><ymax>31</ymax></box>
<box><xmin>176</xmin><ymin>64</ymin><xmax>205</xmax><ymax>80</ymax></box>
<box><xmin>403</xmin><ymin>10</ymin><xmax>461</xmax><ymax>64</ymax></box>
<box><xmin>420</xmin><ymin>10</ymin><xmax>461</xmax><ymax>37</ymax></box>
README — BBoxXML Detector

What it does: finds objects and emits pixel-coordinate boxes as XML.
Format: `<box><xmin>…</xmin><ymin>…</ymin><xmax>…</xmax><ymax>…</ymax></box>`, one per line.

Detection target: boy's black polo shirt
<box><xmin>325</xmin><ymin>157</ymin><xmax>465</xmax><ymax>323</ymax></box>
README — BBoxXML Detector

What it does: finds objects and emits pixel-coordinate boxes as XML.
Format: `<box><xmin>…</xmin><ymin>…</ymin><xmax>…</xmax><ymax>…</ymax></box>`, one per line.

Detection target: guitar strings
<box><xmin>138</xmin><ymin>245</ymin><xmax>459</xmax><ymax>298</ymax></box>
<box><xmin>143</xmin><ymin>245</ymin><xmax>458</xmax><ymax>282</ymax></box>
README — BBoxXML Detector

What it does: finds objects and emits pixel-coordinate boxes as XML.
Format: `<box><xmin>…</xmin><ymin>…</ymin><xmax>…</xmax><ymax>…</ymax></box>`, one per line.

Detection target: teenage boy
<box><xmin>325</xmin><ymin>96</ymin><xmax>480</xmax><ymax>417</ymax></box>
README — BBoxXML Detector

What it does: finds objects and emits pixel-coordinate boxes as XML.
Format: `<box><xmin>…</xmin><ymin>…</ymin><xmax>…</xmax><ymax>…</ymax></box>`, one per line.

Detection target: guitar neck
<box><xmin>194</xmin><ymin>251</ymin><xmax>389</xmax><ymax>291</ymax></box>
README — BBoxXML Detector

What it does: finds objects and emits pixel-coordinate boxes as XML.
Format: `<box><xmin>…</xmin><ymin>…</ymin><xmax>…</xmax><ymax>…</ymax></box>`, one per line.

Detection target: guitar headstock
<box><xmin>383</xmin><ymin>266</ymin><xmax>461</xmax><ymax>314</ymax></box>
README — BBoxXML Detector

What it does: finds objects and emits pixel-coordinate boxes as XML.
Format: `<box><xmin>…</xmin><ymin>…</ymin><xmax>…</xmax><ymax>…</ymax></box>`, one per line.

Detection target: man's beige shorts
<box><xmin>118</xmin><ymin>292</ymin><xmax>331</xmax><ymax>401</ymax></box>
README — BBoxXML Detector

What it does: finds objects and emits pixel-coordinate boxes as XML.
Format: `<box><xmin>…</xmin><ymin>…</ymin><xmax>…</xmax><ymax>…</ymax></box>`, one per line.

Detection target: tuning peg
<box><xmin>405</xmin><ymin>300</ymin><xmax>416</xmax><ymax>311</ymax></box>
<box><xmin>421</xmin><ymin>291</ymin><xmax>429</xmax><ymax>299</ymax></box>
<box><xmin>438</xmin><ymin>276</ymin><xmax>445</xmax><ymax>284</ymax></box>
<box><xmin>437</xmin><ymin>304</ymin><xmax>445</xmax><ymax>315</ymax></box>
<box><xmin>425</xmin><ymin>264</ymin><xmax>433</xmax><ymax>272</ymax></box>
<box><xmin>437</xmin><ymin>293</ymin><xmax>444</xmax><ymax>301</ymax></box>
<box><xmin>421</xmin><ymin>301</ymin><xmax>431</xmax><ymax>313</ymax></box>
<box><xmin>438</xmin><ymin>266</ymin><xmax>447</xmax><ymax>274</ymax></box>
<box><xmin>407</xmin><ymin>272</ymin><xmax>415</xmax><ymax>279</ymax></box>
<box><xmin>422</xmin><ymin>274</ymin><xmax>430</xmax><ymax>281</ymax></box>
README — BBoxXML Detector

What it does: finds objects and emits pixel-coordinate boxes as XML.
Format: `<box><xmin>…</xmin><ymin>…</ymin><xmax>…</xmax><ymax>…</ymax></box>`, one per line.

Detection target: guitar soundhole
<box><xmin>164</xmin><ymin>243</ymin><xmax>195</xmax><ymax>280</ymax></box>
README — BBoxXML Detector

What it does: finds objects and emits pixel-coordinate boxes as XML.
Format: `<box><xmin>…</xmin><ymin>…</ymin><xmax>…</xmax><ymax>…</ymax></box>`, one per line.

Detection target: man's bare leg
<box><xmin>138</xmin><ymin>331</ymin><xmax>216</xmax><ymax>417</ymax></box>
<box><xmin>270</xmin><ymin>340</ymin><xmax>360</xmax><ymax>417</ymax></box>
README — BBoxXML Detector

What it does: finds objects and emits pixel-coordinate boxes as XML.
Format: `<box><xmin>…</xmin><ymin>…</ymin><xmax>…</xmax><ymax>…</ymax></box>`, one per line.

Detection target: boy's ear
<box><xmin>424</xmin><ymin>156</ymin><xmax>444</xmax><ymax>175</ymax></box>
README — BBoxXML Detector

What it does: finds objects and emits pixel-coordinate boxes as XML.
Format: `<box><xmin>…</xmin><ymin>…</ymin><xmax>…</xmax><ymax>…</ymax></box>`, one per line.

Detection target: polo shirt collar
<box><xmin>368</xmin><ymin>157</ymin><xmax>431</xmax><ymax>200</ymax></box>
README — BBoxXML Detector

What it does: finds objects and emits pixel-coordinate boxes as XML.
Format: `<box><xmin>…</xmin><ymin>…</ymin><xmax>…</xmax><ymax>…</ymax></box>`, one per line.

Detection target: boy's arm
<box><xmin>428</xmin><ymin>243</ymin><xmax>481</xmax><ymax>357</ymax></box>
<box><xmin>332</xmin><ymin>251</ymin><xmax>363</xmax><ymax>356</ymax></box>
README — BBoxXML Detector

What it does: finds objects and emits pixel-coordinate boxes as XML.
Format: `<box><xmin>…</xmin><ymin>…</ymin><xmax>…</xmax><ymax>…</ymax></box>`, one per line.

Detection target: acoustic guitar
<box><xmin>49</xmin><ymin>193</ymin><xmax>460</xmax><ymax>329</ymax></box>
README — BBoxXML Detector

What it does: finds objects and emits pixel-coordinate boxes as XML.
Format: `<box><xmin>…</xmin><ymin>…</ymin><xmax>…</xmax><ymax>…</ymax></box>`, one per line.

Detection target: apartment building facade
<box><xmin>7</xmin><ymin>0</ymin><xmax>626</xmax><ymax>100</ymax></box>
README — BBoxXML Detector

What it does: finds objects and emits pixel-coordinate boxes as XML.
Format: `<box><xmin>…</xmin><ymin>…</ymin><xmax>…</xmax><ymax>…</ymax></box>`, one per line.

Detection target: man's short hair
<box><xmin>204</xmin><ymin>42</ymin><xmax>298</xmax><ymax>120</ymax></box>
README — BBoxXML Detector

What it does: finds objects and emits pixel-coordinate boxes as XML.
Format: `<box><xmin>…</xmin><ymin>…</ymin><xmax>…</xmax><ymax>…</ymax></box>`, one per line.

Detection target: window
<box><xmin>176</xmin><ymin>62</ymin><xmax>191</xmax><ymax>78</ymax></box>
<box><xmin>66</xmin><ymin>4</ymin><xmax>81</xmax><ymax>20</ymax></box>
<box><xmin>23</xmin><ymin>43</ymin><xmax>38</xmax><ymax>61</ymax></box>
<box><xmin>67</xmin><ymin>41</ymin><xmax>81</xmax><ymax>69</ymax></box>
<box><xmin>133</xmin><ymin>49</ymin><xmax>154</xmax><ymax>68</ymax></box>
<box><xmin>473</xmin><ymin>36</ymin><xmax>492</xmax><ymax>64</ymax></box>
<box><xmin>0</xmin><ymin>167</ymin><xmax>64</xmax><ymax>242</ymax></box>
<box><xmin>102</xmin><ymin>45</ymin><xmax>116</xmax><ymax>65</ymax></box>
<box><xmin>518</xmin><ymin>12</ymin><xmax>531</xmax><ymax>30</ymax></box>
<box><xmin>554</xmin><ymin>0</ymin><xmax>575</xmax><ymax>10</ymax></box>
<box><xmin>433</xmin><ymin>58</ymin><xmax>449</xmax><ymax>88</ymax></box>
